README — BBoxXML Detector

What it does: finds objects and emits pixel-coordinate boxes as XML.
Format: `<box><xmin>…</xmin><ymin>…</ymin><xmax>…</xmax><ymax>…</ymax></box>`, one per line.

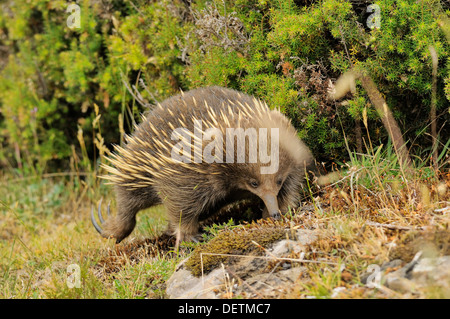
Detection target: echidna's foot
<box><xmin>90</xmin><ymin>199</ymin><xmax>135</xmax><ymax>244</ymax></box>
<box><xmin>173</xmin><ymin>227</ymin><xmax>202</xmax><ymax>249</ymax></box>
<box><xmin>185</xmin><ymin>233</ymin><xmax>202</xmax><ymax>243</ymax></box>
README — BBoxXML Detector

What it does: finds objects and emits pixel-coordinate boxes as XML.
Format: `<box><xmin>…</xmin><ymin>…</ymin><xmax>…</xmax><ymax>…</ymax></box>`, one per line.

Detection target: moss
<box><xmin>185</xmin><ymin>221</ymin><xmax>286</xmax><ymax>277</ymax></box>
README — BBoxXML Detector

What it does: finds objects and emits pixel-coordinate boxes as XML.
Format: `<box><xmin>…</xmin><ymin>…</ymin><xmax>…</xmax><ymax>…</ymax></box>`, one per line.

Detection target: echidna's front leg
<box><xmin>166</xmin><ymin>208</ymin><xmax>201</xmax><ymax>247</ymax></box>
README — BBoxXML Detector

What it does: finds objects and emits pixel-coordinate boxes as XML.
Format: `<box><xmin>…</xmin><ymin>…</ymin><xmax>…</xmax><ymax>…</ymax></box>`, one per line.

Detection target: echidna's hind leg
<box><xmin>91</xmin><ymin>186</ymin><xmax>162</xmax><ymax>243</ymax></box>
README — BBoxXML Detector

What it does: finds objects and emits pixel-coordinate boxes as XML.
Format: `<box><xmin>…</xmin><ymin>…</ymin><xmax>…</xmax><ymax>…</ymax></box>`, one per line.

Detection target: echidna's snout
<box><xmin>244</xmin><ymin>175</ymin><xmax>283</xmax><ymax>220</ymax></box>
<box><xmin>260</xmin><ymin>192</ymin><xmax>281</xmax><ymax>220</ymax></box>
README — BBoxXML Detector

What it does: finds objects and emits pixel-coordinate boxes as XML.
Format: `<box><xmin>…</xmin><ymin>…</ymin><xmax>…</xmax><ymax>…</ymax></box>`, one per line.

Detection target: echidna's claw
<box><xmin>91</xmin><ymin>207</ymin><xmax>102</xmax><ymax>234</ymax></box>
<box><xmin>97</xmin><ymin>198</ymin><xmax>105</xmax><ymax>224</ymax></box>
<box><xmin>91</xmin><ymin>198</ymin><xmax>106</xmax><ymax>235</ymax></box>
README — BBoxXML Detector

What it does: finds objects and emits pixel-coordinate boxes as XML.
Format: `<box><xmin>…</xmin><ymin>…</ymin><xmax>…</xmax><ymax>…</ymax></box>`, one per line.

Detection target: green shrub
<box><xmin>0</xmin><ymin>0</ymin><xmax>448</xmax><ymax>172</ymax></box>
<box><xmin>182</xmin><ymin>0</ymin><xmax>450</xmax><ymax>162</ymax></box>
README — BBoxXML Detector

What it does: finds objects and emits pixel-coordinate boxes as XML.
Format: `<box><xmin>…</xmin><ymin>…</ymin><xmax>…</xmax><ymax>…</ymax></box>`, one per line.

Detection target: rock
<box><xmin>271</xmin><ymin>239</ymin><xmax>304</xmax><ymax>256</ymax></box>
<box><xmin>411</xmin><ymin>256</ymin><xmax>450</xmax><ymax>287</ymax></box>
<box><xmin>384</xmin><ymin>275</ymin><xmax>416</xmax><ymax>293</ymax></box>
<box><xmin>331</xmin><ymin>286</ymin><xmax>347</xmax><ymax>298</ymax></box>
<box><xmin>381</xmin><ymin>259</ymin><xmax>404</xmax><ymax>271</ymax></box>
<box><xmin>374</xmin><ymin>254</ymin><xmax>450</xmax><ymax>295</ymax></box>
<box><xmin>270</xmin><ymin>229</ymin><xmax>318</xmax><ymax>257</ymax></box>
<box><xmin>237</xmin><ymin>266</ymin><xmax>305</xmax><ymax>298</ymax></box>
<box><xmin>165</xmin><ymin>266</ymin><xmax>226</xmax><ymax>299</ymax></box>
<box><xmin>165</xmin><ymin>229</ymin><xmax>319</xmax><ymax>299</ymax></box>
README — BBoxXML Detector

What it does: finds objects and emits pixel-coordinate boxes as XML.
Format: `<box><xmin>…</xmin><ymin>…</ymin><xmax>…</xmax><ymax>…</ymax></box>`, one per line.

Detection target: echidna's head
<box><xmin>227</xmin><ymin>109</ymin><xmax>312</xmax><ymax>219</ymax></box>
<box><xmin>228</xmin><ymin>148</ymin><xmax>303</xmax><ymax>219</ymax></box>
<box><xmin>239</xmin><ymin>168</ymin><xmax>287</xmax><ymax>219</ymax></box>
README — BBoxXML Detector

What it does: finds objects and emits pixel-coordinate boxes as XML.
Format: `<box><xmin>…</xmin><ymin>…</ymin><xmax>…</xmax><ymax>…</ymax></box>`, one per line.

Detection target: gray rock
<box><xmin>271</xmin><ymin>239</ymin><xmax>305</xmax><ymax>256</ymax></box>
<box><xmin>166</xmin><ymin>266</ymin><xmax>226</xmax><ymax>299</ymax></box>
<box><xmin>381</xmin><ymin>259</ymin><xmax>404</xmax><ymax>271</ymax></box>
<box><xmin>384</xmin><ymin>275</ymin><xmax>416</xmax><ymax>293</ymax></box>
<box><xmin>270</xmin><ymin>229</ymin><xmax>318</xmax><ymax>257</ymax></box>
<box><xmin>237</xmin><ymin>266</ymin><xmax>306</xmax><ymax>298</ymax></box>
<box><xmin>331</xmin><ymin>286</ymin><xmax>347</xmax><ymax>298</ymax></box>
<box><xmin>165</xmin><ymin>229</ymin><xmax>319</xmax><ymax>299</ymax></box>
<box><xmin>411</xmin><ymin>256</ymin><xmax>450</xmax><ymax>286</ymax></box>
<box><xmin>380</xmin><ymin>255</ymin><xmax>450</xmax><ymax>294</ymax></box>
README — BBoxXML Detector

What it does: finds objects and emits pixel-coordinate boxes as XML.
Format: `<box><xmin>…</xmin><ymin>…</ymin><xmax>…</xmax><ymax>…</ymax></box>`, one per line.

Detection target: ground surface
<box><xmin>1</xmin><ymin>167</ymin><xmax>449</xmax><ymax>298</ymax></box>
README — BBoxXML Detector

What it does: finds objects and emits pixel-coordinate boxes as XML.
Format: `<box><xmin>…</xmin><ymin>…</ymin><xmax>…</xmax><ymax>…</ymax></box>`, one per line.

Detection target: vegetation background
<box><xmin>0</xmin><ymin>0</ymin><xmax>449</xmax><ymax>298</ymax></box>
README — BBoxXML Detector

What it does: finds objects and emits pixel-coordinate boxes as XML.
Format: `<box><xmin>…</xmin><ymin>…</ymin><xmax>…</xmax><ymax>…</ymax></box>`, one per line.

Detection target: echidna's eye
<box><xmin>250</xmin><ymin>180</ymin><xmax>259</xmax><ymax>188</ymax></box>
<box><xmin>276</xmin><ymin>179</ymin><xmax>283</xmax><ymax>187</ymax></box>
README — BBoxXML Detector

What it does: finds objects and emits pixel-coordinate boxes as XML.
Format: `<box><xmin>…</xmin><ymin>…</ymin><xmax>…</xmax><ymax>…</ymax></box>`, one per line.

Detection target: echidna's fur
<box><xmin>94</xmin><ymin>86</ymin><xmax>313</xmax><ymax>244</ymax></box>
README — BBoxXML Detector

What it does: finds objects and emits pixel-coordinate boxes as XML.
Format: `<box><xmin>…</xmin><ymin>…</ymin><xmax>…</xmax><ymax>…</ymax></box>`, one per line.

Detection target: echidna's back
<box><xmin>159</xmin><ymin>86</ymin><xmax>254</xmax><ymax>115</ymax></box>
<box><xmin>132</xmin><ymin>86</ymin><xmax>258</xmax><ymax>150</ymax></box>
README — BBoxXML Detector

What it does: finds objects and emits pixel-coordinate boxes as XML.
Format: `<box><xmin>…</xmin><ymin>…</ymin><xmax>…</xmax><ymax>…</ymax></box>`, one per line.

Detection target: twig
<box><xmin>128</xmin><ymin>0</ymin><xmax>145</xmax><ymax>17</ymax></box>
<box><xmin>224</xmin><ymin>266</ymin><xmax>263</xmax><ymax>298</ymax></box>
<box><xmin>139</xmin><ymin>78</ymin><xmax>159</xmax><ymax>104</ymax></box>
<box><xmin>1</xmin><ymin>172</ymin><xmax>91</xmax><ymax>183</ymax></box>
<box><xmin>349</xmin><ymin>167</ymin><xmax>360</xmax><ymax>212</ymax></box>
<box><xmin>434</xmin><ymin>206</ymin><xmax>450</xmax><ymax>213</ymax></box>
<box><xmin>339</xmin><ymin>26</ymin><xmax>352</xmax><ymax>65</ymax></box>
<box><xmin>365</xmin><ymin>221</ymin><xmax>424</xmax><ymax>231</ymax></box>
<box><xmin>121</xmin><ymin>76</ymin><xmax>150</xmax><ymax>108</ymax></box>
<box><xmin>429</xmin><ymin>45</ymin><xmax>438</xmax><ymax>170</ymax></box>
<box><xmin>359</xmin><ymin>74</ymin><xmax>413</xmax><ymax>171</ymax></box>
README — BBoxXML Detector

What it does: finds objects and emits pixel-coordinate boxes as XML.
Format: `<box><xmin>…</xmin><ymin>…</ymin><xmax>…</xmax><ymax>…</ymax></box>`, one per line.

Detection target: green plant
<box><xmin>1</xmin><ymin>0</ymin><xmax>449</xmax><ymax>173</ymax></box>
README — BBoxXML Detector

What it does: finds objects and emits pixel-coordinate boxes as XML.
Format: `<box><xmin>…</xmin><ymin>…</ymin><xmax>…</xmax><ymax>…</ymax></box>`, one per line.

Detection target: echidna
<box><xmin>92</xmin><ymin>86</ymin><xmax>313</xmax><ymax>244</ymax></box>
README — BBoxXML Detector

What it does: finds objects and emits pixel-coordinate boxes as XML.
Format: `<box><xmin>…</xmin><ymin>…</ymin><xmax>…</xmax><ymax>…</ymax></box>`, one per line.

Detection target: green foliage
<box><xmin>182</xmin><ymin>0</ymin><xmax>450</xmax><ymax>162</ymax></box>
<box><xmin>201</xmin><ymin>217</ymin><xmax>237</xmax><ymax>242</ymax></box>
<box><xmin>0</xmin><ymin>0</ymin><xmax>449</xmax><ymax>172</ymax></box>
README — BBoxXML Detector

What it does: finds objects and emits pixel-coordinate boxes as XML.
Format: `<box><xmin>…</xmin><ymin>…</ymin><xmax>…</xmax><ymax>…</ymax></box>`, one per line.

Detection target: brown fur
<box><xmin>96</xmin><ymin>86</ymin><xmax>313</xmax><ymax>243</ymax></box>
